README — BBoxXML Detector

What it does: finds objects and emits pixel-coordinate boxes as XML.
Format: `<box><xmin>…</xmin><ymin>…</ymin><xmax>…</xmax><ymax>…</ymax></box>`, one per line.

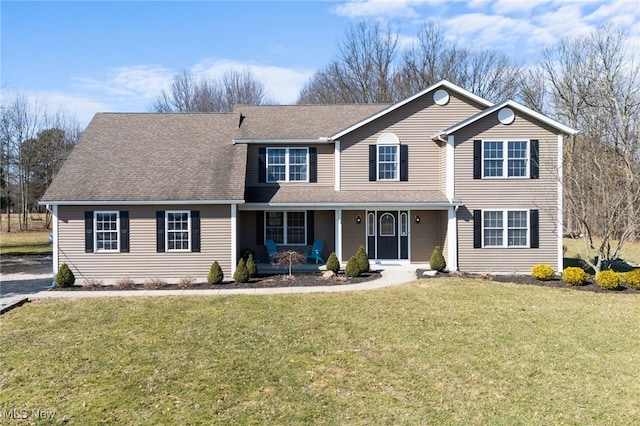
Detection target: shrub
<box><xmin>562</xmin><ymin>267</ymin><xmax>589</xmax><ymax>286</ymax></box>
<box><xmin>207</xmin><ymin>261</ymin><xmax>224</xmax><ymax>284</ymax></box>
<box><xmin>233</xmin><ymin>259</ymin><xmax>250</xmax><ymax>283</ymax></box>
<box><xmin>144</xmin><ymin>277</ymin><xmax>168</xmax><ymax>289</ymax></box>
<box><xmin>54</xmin><ymin>263</ymin><xmax>75</xmax><ymax>288</ymax></box>
<box><xmin>345</xmin><ymin>256</ymin><xmax>361</xmax><ymax>278</ymax></box>
<box><xmin>116</xmin><ymin>277</ymin><xmax>136</xmax><ymax>289</ymax></box>
<box><xmin>623</xmin><ymin>269</ymin><xmax>640</xmax><ymax>290</ymax></box>
<box><xmin>178</xmin><ymin>276</ymin><xmax>196</xmax><ymax>289</ymax></box>
<box><xmin>429</xmin><ymin>246</ymin><xmax>446</xmax><ymax>272</ymax></box>
<box><xmin>596</xmin><ymin>270</ymin><xmax>621</xmax><ymax>290</ymax></box>
<box><xmin>531</xmin><ymin>264</ymin><xmax>555</xmax><ymax>281</ymax></box>
<box><xmin>246</xmin><ymin>253</ymin><xmax>258</xmax><ymax>278</ymax></box>
<box><xmin>355</xmin><ymin>245</ymin><xmax>370</xmax><ymax>274</ymax></box>
<box><xmin>325</xmin><ymin>252</ymin><xmax>340</xmax><ymax>274</ymax></box>
<box><xmin>83</xmin><ymin>278</ymin><xmax>103</xmax><ymax>289</ymax></box>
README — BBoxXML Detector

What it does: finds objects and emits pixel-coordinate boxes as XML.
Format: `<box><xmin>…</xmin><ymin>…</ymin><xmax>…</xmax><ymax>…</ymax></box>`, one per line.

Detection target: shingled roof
<box><xmin>233</xmin><ymin>104</ymin><xmax>387</xmax><ymax>141</ymax></box>
<box><xmin>41</xmin><ymin>113</ymin><xmax>247</xmax><ymax>203</ymax></box>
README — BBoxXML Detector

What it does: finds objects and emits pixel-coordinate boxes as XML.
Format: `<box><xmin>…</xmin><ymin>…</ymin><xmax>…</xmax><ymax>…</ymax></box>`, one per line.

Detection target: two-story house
<box><xmin>41</xmin><ymin>81</ymin><xmax>577</xmax><ymax>283</ymax></box>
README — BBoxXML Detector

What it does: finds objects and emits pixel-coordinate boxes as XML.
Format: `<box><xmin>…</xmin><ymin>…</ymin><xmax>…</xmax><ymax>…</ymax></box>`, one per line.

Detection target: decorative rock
<box><xmin>422</xmin><ymin>270</ymin><xmax>438</xmax><ymax>277</ymax></box>
<box><xmin>322</xmin><ymin>270</ymin><xmax>336</xmax><ymax>279</ymax></box>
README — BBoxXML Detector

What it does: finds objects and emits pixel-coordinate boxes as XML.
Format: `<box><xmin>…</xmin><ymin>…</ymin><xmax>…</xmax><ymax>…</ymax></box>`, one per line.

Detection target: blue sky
<box><xmin>2</xmin><ymin>0</ymin><xmax>639</xmax><ymax>127</ymax></box>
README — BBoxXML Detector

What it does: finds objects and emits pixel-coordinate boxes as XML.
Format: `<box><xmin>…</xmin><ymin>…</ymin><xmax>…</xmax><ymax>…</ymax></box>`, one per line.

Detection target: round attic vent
<box><xmin>498</xmin><ymin>107</ymin><xmax>515</xmax><ymax>125</ymax></box>
<box><xmin>433</xmin><ymin>89</ymin><xmax>450</xmax><ymax>105</ymax></box>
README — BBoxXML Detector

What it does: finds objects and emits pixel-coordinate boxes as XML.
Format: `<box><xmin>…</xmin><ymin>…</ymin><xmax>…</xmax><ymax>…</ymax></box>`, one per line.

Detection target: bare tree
<box><xmin>541</xmin><ymin>26</ymin><xmax>640</xmax><ymax>271</ymax></box>
<box><xmin>151</xmin><ymin>69</ymin><xmax>269</xmax><ymax>112</ymax></box>
<box><xmin>298</xmin><ymin>22</ymin><xmax>399</xmax><ymax>104</ymax></box>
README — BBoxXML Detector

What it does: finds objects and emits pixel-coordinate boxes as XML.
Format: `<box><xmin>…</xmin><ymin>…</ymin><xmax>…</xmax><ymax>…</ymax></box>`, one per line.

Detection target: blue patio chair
<box><xmin>305</xmin><ymin>240</ymin><xmax>325</xmax><ymax>264</ymax></box>
<box><xmin>265</xmin><ymin>239</ymin><xmax>278</xmax><ymax>261</ymax></box>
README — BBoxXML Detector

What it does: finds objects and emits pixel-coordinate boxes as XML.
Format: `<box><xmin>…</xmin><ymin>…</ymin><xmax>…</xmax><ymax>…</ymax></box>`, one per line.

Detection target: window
<box><xmin>367</xmin><ymin>213</ymin><xmax>375</xmax><ymax>236</ymax></box>
<box><xmin>482</xmin><ymin>140</ymin><xmax>529</xmax><ymax>178</ymax></box>
<box><xmin>379</xmin><ymin>213</ymin><xmax>395</xmax><ymax>236</ymax></box>
<box><xmin>166</xmin><ymin>211</ymin><xmax>190</xmax><ymax>252</ymax></box>
<box><xmin>400</xmin><ymin>212</ymin><xmax>408</xmax><ymax>237</ymax></box>
<box><xmin>265</xmin><ymin>211</ymin><xmax>306</xmax><ymax>245</ymax></box>
<box><xmin>482</xmin><ymin>210</ymin><xmax>529</xmax><ymax>248</ymax></box>
<box><xmin>378</xmin><ymin>145</ymin><xmax>398</xmax><ymax>180</ymax></box>
<box><xmin>266</xmin><ymin>148</ymin><xmax>308</xmax><ymax>182</ymax></box>
<box><xmin>95</xmin><ymin>211</ymin><xmax>119</xmax><ymax>252</ymax></box>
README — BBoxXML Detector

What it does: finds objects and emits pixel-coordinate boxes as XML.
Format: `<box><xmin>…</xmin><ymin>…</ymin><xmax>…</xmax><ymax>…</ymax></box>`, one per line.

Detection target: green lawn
<box><xmin>0</xmin><ymin>230</ymin><xmax>51</xmax><ymax>255</ymax></box>
<box><xmin>1</xmin><ymin>279</ymin><xmax>639</xmax><ymax>425</ymax></box>
<box><xmin>564</xmin><ymin>237</ymin><xmax>640</xmax><ymax>265</ymax></box>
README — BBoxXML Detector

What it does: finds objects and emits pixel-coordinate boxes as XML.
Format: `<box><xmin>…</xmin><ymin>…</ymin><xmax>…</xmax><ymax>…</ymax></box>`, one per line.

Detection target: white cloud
<box><xmin>74</xmin><ymin>65</ymin><xmax>174</xmax><ymax>101</ymax></box>
<box><xmin>191</xmin><ymin>59</ymin><xmax>314</xmax><ymax>104</ymax></box>
<box><xmin>332</xmin><ymin>0</ymin><xmax>443</xmax><ymax>19</ymax></box>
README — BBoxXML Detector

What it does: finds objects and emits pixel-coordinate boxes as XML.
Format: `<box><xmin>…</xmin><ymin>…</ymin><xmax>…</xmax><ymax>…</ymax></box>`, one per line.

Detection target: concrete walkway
<box><xmin>27</xmin><ymin>264</ymin><xmax>424</xmax><ymax>300</ymax></box>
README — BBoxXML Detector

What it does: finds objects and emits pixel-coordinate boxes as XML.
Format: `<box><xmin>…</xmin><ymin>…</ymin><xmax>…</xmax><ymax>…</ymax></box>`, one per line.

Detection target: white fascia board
<box><xmin>240</xmin><ymin>201</ymin><xmax>464</xmax><ymax>211</ymax></box>
<box><xmin>40</xmin><ymin>200</ymin><xmax>246</xmax><ymax>206</ymax></box>
<box><xmin>437</xmin><ymin>100</ymin><xmax>579</xmax><ymax>137</ymax></box>
<box><xmin>332</xmin><ymin>80</ymin><xmax>494</xmax><ymax>140</ymax></box>
<box><xmin>233</xmin><ymin>138</ymin><xmax>331</xmax><ymax>144</ymax></box>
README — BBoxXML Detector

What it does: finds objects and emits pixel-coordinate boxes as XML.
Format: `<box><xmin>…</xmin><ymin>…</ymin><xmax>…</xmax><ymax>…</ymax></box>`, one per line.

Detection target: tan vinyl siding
<box><xmin>245</xmin><ymin>143</ymin><xmax>334</xmax><ymax>187</ymax></box>
<box><xmin>410</xmin><ymin>210</ymin><xmax>446</xmax><ymax>262</ymax></box>
<box><xmin>314</xmin><ymin>210</ymin><xmax>336</xmax><ymax>257</ymax></box>
<box><xmin>342</xmin><ymin>210</ymin><xmax>366</xmax><ymax>259</ymax></box>
<box><xmin>57</xmin><ymin>205</ymin><xmax>233</xmax><ymax>284</ymax></box>
<box><xmin>340</xmin><ymin>92</ymin><xmax>485</xmax><ymax>191</ymax></box>
<box><xmin>454</xmin><ymin>112</ymin><xmax>560</xmax><ymax>272</ymax></box>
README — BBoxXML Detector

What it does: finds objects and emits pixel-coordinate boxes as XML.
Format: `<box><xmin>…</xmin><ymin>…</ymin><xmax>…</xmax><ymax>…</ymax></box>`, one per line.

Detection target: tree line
<box><xmin>2</xmin><ymin>21</ymin><xmax>637</xmax><ymax>273</ymax></box>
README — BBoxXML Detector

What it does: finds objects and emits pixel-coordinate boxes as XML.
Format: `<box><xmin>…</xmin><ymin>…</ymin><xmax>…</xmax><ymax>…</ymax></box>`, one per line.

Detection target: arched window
<box><xmin>367</xmin><ymin>213</ymin><xmax>375</xmax><ymax>236</ymax></box>
<box><xmin>379</xmin><ymin>213</ymin><xmax>395</xmax><ymax>236</ymax></box>
<box><xmin>400</xmin><ymin>212</ymin><xmax>408</xmax><ymax>236</ymax></box>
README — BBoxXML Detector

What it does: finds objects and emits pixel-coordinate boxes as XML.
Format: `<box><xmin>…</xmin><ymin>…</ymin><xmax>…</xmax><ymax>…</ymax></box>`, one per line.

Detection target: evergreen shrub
<box><xmin>208</xmin><ymin>261</ymin><xmax>224</xmax><ymax>284</ymax></box>
<box><xmin>233</xmin><ymin>259</ymin><xmax>250</xmax><ymax>283</ymax></box>
<box><xmin>345</xmin><ymin>256</ymin><xmax>361</xmax><ymax>278</ymax></box>
<box><xmin>596</xmin><ymin>270</ymin><xmax>620</xmax><ymax>290</ymax></box>
<box><xmin>562</xmin><ymin>267</ymin><xmax>588</xmax><ymax>286</ymax></box>
<box><xmin>531</xmin><ymin>264</ymin><xmax>555</xmax><ymax>281</ymax></box>
<box><xmin>326</xmin><ymin>252</ymin><xmax>340</xmax><ymax>274</ymax></box>
<box><xmin>55</xmin><ymin>263</ymin><xmax>75</xmax><ymax>288</ymax></box>
<box><xmin>623</xmin><ymin>269</ymin><xmax>640</xmax><ymax>290</ymax></box>
<box><xmin>430</xmin><ymin>246</ymin><xmax>446</xmax><ymax>272</ymax></box>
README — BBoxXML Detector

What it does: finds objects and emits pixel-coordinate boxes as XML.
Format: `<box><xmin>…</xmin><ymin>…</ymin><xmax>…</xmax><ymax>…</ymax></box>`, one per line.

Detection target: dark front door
<box><xmin>377</xmin><ymin>211</ymin><xmax>398</xmax><ymax>259</ymax></box>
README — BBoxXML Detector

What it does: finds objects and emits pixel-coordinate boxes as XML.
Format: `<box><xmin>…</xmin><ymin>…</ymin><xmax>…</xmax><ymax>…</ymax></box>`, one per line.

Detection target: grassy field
<box><xmin>564</xmin><ymin>237</ymin><xmax>640</xmax><ymax>265</ymax></box>
<box><xmin>1</xmin><ymin>279</ymin><xmax>638</xmax><ymax>425</ymax></box>
<box><xmin>0</xmin><ymin>230</ymin><xmax>51</xmax><ymax>255</ymax></box>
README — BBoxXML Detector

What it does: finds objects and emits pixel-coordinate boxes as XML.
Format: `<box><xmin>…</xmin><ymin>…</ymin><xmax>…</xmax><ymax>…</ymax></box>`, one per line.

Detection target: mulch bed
<box><xmin>51</xmin><ymin>271</ymin><xmax>382</xmax><ymax>291</ymax></box>
<box><xmin>421</xmin><ymin>270</ymin><xmax>640</xmax><ymax>294</ymax></box>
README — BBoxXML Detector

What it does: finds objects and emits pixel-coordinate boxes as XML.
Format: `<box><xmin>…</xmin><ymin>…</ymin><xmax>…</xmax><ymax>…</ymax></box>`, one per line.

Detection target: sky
<box><xmin>2</xmin><ymin>0</ymin><xmax>639</xmax><ymax>128</ymax></box>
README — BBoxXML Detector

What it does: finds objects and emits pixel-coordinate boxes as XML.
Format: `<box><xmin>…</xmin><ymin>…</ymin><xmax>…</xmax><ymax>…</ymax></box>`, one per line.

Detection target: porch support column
<box><xmin>335</xmin><ymin>208</ymin><xmax>343</xmax><ymax>263</ymax></box>
<box><xmin>447</xmin><ymin>206</ymin><xmax>458</xmax><ymax>271</ymax></box>
<box><xmin>446</xmin><ymin>135</ymin><xmax>455</xmax><ymax>200</ymax></box>
<box><xmin>231</xmin><ymin>204</ymin><xmax>237</xmax><ymax>276</ymax></box>
<box><xmin>51</xmin><ymin>204</ymin><xmax>59</xmax><ymax>279</ymax></box>
<box><xmin>557</xmin><ymin>134</ymin><xmax>564</xmax><ymax>274</ymax></box>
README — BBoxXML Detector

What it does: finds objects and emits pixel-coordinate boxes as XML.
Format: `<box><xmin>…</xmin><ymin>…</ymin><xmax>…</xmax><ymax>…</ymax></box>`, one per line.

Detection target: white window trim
<box><xmin>266</xmin><ymin>147</ymin><xmax>309</xmax><ymax>183</ymax></box>
<box><xmin>165</xmin><ymin>210</ymin><xmax>191</xmax><ymax>252</ymax></box>
<box><xmin>94</xmin><ymin>211</ymin><xmax>119</xmax><ymax>253</ymax></box>
<box><xmin>482</xmin><ymin>140</ymin><xmax>529</xmax><ymax>179</ymax></box>
<box><xmin>264</xmin><ymin>211</ymin><xmax>307</xmax><ymax>245</ymax></box>
<box><xmin>377</xmin><ymin>144</ymin><xmax>400</xmax><ymax>182</ymax></box>
<box><xmin>482</xmin><ymin>209</ymin><xmax>530</xmax><ymax>248</ymax></box>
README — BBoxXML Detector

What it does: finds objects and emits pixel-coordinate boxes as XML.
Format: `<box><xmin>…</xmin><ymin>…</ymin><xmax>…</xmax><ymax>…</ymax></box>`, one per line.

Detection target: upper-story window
<box><xmin>166</xmin><ymin>211</ymin><xmax>191</xmax><ymax>252</ymax></box>
<box><xmin>482</xmin><ymin>140</ymin><xmax>529</xmax><ymax>178</ymax></box>
<box><xmin>369</xmin><ymin>133</ymin><xmax>408</xmax><ymax>182</ymax></box>
<box><xmin>267</xmin><ymin>148</ymin><xmax>308</xmax><ymax>182</ymax></box>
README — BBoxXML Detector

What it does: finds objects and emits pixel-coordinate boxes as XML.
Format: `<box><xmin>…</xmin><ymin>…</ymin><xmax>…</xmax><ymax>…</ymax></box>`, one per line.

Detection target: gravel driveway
<box><xmin>1</xmin><ymin>254</ymin><xmax>53</xmax><ymax>297</ymax></box>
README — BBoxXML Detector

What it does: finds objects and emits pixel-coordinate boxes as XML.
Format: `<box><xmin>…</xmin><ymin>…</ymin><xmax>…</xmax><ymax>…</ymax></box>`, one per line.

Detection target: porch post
<box><xmin>231</xmin><ymin>204</ymin><xmax>237</xmax><ymax>276</ymax></box>
<box><xmin>447</xmin><ymin>206</ymin><xmax>458</xmax><ymax>271</ymax></box>
<box><xmin>336</xmin><ymin>208</ymin><xmax>343</xmax><ymax>263</ymax></box>
<box><xmin>51</xmin><ymin>204</ymin><xmax>58</xmax><ymax>278</ymax></box>
<box><xmin>557</xmin><ymin>134</ymin><xmax>564</xmax><ymax>274</ymax></box>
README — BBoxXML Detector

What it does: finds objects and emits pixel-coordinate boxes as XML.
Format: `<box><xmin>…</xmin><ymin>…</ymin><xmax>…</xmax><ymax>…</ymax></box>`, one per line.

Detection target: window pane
<box><xmin>507</xmin><ymin>211</ymin><xmax>528</xmax><ymax>247</ymax></box>
<box><xmin>367</xmin><ymin>213</ymin><xmax>375</xmax><ymax>236</ymax></box>
<box><xmin>483</xmin><ymin>141</ymin><xmax>503</xmax><ymax>177</ymax></box>
<box><xmin>380</xmin><ymin>213</ymin><xmax>395</xmax><ymax>236</ymax></box>
<box><xmin>483</xmin><ymin>211</ymin><xmax>503</xmax><ymax>247</ymax></box>
<box><xmin>167</xmin><ymin>212</ymin><xmax>190</xmax><ymax>251</ymax></box>
<box><xmin>287</xmin><ymin>212</ymin><xmax>306</xmax><ymax>244</ymax></box>
<box><xmin>400</xmin><ymin>213</ymin><xmax>408</xmax><ymax>236</ymax></box>
<box><xmin>95</xmin><ymin>212</ymin><xmax>118</xmax><ymax>251</ymax></box>
<box><xmin>508</xmin><ymin>141</ymin><xmax>527</xmax><ymax>177</ymax></box>
<box><xmin>378</xmin><ymin>145</ymin><xmax>398</xmax><ymax>180</ymax></box>
<box><xmin>266</xmin><ymin>212</ymin><xmax>284</xmax><ymax>244</ymax></box>
<box><xmin>267</xmin><ymin>148</ymin><xmax>286</xmax><ymax>181</ymax></box>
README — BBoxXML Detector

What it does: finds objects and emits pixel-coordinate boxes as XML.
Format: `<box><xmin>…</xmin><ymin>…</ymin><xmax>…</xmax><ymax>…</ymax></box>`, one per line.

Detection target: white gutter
<box><xmin>240</xmin><ymin>201</ymin><xmax>464</xmax><ymax>210</ymax></box>
<box><xmin>233</xmin><ymin>138</ymin><xmax>331</xmax><ymax>144</ymax></box>
<box><xmin>39</xmin><ymin>200</ymin><xmax>246</xmax><ymax>206</ymax></box>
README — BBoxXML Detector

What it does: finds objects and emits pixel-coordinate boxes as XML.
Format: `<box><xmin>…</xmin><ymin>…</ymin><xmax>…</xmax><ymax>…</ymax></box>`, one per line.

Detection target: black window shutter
<box><xmin>84</xmin><ymin>211</ymin><xmax>93</xmax><ymax>253</ymax></box>
<box><xmin>119</xmin><ymin>211</ymin><xmax>129</xmax><ymax>253</ymax></box>
<box><xmin>307</xmin><ymin>210</ymin><xmax>315</xmax><ymax>243</ymax></box>
<box><xmin>530</xmin><ymin>209</ymin><xmax>539</xmax><ymax>248</ymax></box>
<box><xmin>256</xmin><ymin>211</ymin><xmax>264</xmax><ymax>245</ymax></box>
<box><xmin>473</xmin><ymin>210</ymin><xmax>482</xmax><ymax>249</ymax></box>
<box><xmin>473</xmin><ymin>140</ymin><xmax>482</xmax><ymax>179</ymax></box>
<box><xmin>309</xmin><ymin>147</ymin><xmax>317</xmax><ymax>183</ymax></box>
<box><xmin>369</xmin><ymin>145</ymin><xmax>377</xmax><ymax>181</ymax></box>
<box><xmin>530</xmin><ymin>139</ymin><xmax>539</xmax><ymax>179</ymax></box>
<box><xmin>258</xmin><ymin>147</ymin><xmax>266</xmax><ymax>183</ymax></box>
<box><xmin>156</xmin><ymin>211</ymin><xmax>165</xmax><ymax>253</ymax></box>
<box><xmin>191</xmin><ymin>210</ymin><xmax>201</xmax><ymax>252</ymax></box>
<box><xmin>400</xmin><ymin>145</ymin><xmax>408</xmax><ymax>181</ymax></box>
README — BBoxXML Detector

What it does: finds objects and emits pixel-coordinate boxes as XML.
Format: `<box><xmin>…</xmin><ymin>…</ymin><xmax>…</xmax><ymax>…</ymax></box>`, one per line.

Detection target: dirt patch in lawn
<box><xmin>51</xmin><ymin>271</ymin><xmax>382</xmax><ymax>291</ymax></box>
